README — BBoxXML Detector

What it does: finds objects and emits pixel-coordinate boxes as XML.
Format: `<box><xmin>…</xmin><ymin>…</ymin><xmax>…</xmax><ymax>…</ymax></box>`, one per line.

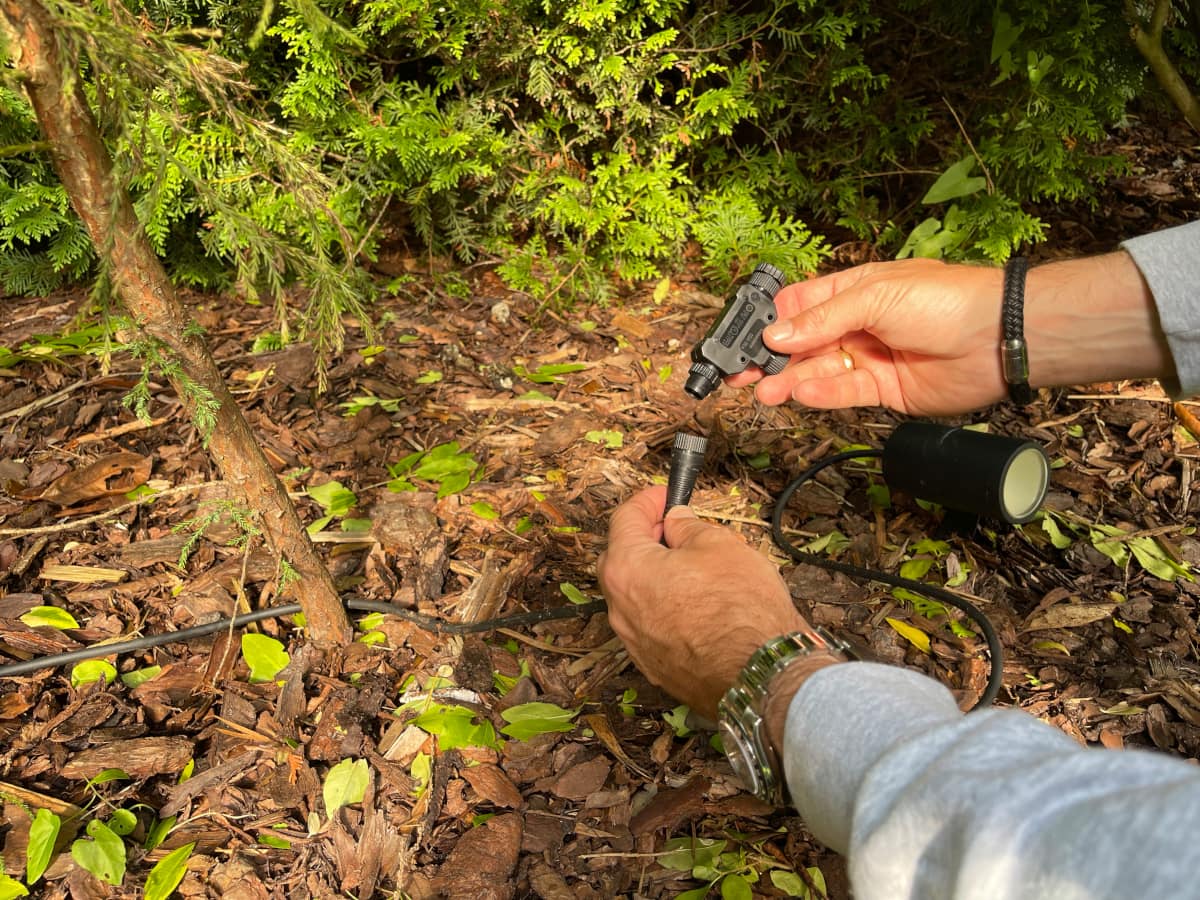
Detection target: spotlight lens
<box><xmin>1002</xmin><ymin>445</ymin><xmax>1049</xmax><ymax>523</ymax></box>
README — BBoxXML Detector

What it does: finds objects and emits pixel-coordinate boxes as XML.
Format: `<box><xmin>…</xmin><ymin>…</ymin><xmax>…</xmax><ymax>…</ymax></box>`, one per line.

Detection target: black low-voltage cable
<box><xmin>0</xmin><ymin>598</ymin><xmax>606</xmax><ymax>679</ymax></box>
<box><xmin>769</xmin><ymin>448</ymin><xmax>1003</xmax><ymax>711</ymax></box>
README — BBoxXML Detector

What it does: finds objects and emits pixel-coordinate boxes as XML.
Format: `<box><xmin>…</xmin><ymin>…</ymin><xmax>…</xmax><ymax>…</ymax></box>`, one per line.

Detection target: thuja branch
<box><xmin>1126</xmin><ymin>0</ymin><xmax>1200</xmax><ymax>131</ymax></box>
<box><xmin>0</xmin><ymin>0</ymin><xmax>352</xmax><ymax>644</ymax></box>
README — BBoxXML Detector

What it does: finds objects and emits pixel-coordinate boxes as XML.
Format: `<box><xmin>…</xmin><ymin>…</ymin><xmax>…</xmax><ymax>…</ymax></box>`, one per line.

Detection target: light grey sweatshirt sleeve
<box><xmin>782</xmin><ymin>662</ymin><xmax>1200</xmax><ymax>900</ymax></box>
<box><xmin>1121</xmin><ymin>219</ymin><xmax>1200</xmax><ymax>398</ymax></box>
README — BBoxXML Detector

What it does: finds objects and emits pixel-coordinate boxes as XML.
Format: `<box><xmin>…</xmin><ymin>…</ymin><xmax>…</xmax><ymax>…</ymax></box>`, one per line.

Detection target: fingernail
<box><xmin>765</xmin><ymin>320</ymin><xmax>793</xmax><ymax>342</ymax></box>
<box><xmin>665</xmin><ymin>505</ymin><xmax>696</xmax><ymax>520</ymax></box>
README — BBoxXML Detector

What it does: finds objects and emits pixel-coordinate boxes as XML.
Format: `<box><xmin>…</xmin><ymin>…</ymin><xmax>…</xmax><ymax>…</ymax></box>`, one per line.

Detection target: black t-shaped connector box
<box><xmin>684</xmin><ymin>263</ymin><xmax>790</xmax><ymax>400</ymax></box>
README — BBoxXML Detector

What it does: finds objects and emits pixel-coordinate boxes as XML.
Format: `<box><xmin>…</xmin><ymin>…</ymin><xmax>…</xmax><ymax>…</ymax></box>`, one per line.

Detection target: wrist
<box><xmin>1024</xmin><ymin>252</ymin><xmax>1172</xmax><ymax>389</ymax></box>
<box><xmin>762</xmin><ymin>650</ymin><xmax>845</xmax><ymax>760</ymax></box>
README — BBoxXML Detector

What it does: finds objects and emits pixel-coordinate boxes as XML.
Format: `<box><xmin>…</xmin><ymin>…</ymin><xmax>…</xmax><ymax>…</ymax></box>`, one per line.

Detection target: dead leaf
<box><xmin>461</xmin><ymin>764</ymin><xmax>524</xmax><ymax>809</ymax></box>
<box><xmin>40</xmin><ymin>451</ymin><xmax>151</xmax><ymax>506</ymax></box>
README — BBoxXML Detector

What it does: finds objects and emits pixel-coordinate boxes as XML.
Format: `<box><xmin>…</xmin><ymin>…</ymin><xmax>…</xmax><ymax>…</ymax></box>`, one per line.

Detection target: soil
<box><xmin>1</xmin><ymin>114</ymin><xmax>1199</xmax><ymax>899</ymax></box>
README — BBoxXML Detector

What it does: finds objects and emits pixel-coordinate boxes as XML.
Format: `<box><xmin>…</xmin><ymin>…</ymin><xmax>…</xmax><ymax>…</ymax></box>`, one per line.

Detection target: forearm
<box><xmin>1025</xmin><ymin>251</ymin><xmax>1174</xmax><ymax>389</ymax></box>
<box><xmin>780</xmin><ymin>663</ymin><xmax>1200</xmax><ymax>900</ymax></box>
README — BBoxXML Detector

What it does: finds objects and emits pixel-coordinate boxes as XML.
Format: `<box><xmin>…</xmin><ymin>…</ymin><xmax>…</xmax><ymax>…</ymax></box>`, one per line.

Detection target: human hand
<box><xmin>596</xmin><ymin>486</ymin><xmax>810</xmax><ymax>719</ymax></box>
<box><xmin>727</xmin><ymin>258</ymin><xmax>1007</xmax><ymax>416</ymax></box>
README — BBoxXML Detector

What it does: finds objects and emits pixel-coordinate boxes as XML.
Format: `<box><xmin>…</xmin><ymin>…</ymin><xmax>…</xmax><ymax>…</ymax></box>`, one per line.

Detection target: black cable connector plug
<box><xmin>684</xmin><ymin>263</ymin><xmax>789</xmax><ymax>400</ymax></box>
<box><xmin>665</xmin><ymin>432</ymin><xmax>708</xmax><ymax>513</ymax></box>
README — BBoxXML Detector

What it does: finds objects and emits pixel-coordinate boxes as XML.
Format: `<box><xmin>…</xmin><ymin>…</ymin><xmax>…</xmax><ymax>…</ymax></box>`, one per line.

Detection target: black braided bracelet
<box><xmin>1001</xmin><ymin>256</ymin><xmax>1034</xmax><ymax>405</ymax></box>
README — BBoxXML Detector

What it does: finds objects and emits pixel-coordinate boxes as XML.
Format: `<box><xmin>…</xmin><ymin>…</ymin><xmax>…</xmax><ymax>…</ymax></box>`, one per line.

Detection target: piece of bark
<box><xmin>427</xmin><ymin>812</ymin><xmax>523</xmax><ymax>900</ymax></box>
<box><xmin>61</xmin><ymin>736</ymin><xmax>194</xmax><ymax>780</ymax></box>
<box><xmin>461</xmin><ymin>764</ymin><xmax>524</xmax><ymax>809</ymax></box>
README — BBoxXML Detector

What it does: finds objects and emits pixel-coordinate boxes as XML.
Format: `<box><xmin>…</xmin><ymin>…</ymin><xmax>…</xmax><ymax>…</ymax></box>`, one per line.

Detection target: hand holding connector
<box><xmin>684</xmin><ymin>263</ymin><xmax>790</xmax><ymax>400</ymax></box>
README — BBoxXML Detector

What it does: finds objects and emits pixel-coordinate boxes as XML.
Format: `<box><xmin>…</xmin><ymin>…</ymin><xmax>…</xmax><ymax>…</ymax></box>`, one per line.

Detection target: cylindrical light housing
<box><xmin>882</xmin><ymin>422</ymin><xmax>1049</xmax><ymax>524</ymax></box>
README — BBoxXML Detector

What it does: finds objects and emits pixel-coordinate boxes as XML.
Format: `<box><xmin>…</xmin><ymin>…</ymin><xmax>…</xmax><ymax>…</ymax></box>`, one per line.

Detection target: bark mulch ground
<box><xmin>1</xmin><ymin>115</ymin><xmax>1199</xmax><ymax>898</ymax></box>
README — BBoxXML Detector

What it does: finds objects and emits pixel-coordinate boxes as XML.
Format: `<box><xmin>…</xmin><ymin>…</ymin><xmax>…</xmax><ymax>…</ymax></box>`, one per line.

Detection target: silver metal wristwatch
<box><xmin>717</xmin><ymin>627</ymin><xmax>852</xmax><ymax>807</ymax></box>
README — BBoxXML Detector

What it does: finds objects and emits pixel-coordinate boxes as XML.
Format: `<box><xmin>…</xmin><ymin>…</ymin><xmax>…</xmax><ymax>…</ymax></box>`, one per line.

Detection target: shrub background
<box><xmin>2</xmin><ymin>0</ymin><xmax>1197</xmax><ymax>304</ymax></box>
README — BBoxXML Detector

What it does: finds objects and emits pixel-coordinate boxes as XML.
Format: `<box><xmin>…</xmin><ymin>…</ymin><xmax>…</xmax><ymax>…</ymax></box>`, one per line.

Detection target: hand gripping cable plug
<box><xmin>684</xmin><ymin>263</ymin><xmax>790</xmax><ymax>400</ymax></box>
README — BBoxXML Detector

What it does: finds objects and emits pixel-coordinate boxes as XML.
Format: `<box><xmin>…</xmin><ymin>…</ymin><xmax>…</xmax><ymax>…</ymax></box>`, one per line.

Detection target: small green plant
<box><xmin>499</xmin><ymin>702</ymin><xmax>581</xmax><ymax>740</ymax></box>
<box><xmin>1034</xmin><ymin>510</ymin><xmax>1194</xmax><ymax>582</ymax></box>
<box><xmin>340</xmin><ymin>394</ymin><xmax>403</xmax><ymax>416</ymax></box>
<box><xmin>658</xmin><ymin>836</ymin><xmax>828</xmax><ymax>900</ymax></box>
<box><xmin>173</xmin><ymin>499</ymin><xmax>262</xmax><ymax>568</ymax></box>
<box><xmin>304</xmin><ymin>480</ymin><xmax>360</xmax><ymax>534</ymax></box>
<box><xmin>387</xmin><ymin>441</ymin><xmax>479</xmax><ymax>498</ymax></box>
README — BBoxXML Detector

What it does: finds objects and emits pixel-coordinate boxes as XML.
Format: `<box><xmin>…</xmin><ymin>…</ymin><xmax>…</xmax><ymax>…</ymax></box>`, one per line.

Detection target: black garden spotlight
<box><xmin>881</xmin><ymin>421</ymin><xmax>1049</xmax><ymax>525</ymax></box>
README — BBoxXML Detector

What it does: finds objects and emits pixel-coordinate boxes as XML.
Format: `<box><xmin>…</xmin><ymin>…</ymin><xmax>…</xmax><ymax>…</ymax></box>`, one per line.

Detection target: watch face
<box><xmin>718</xmin><ymin>720</ymin><xmax>761</xmax><ymax>795</ymax></box>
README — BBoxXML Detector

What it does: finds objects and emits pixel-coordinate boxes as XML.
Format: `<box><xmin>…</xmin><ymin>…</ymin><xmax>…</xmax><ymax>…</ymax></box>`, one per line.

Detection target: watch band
<box><xmin>717</xmin><ymin>628</ymin><xmax>852</xmax><ymax>807</ymax></box>
<box><xmin>1001</xmin><ymin>256</ymin><xmax>1035</xmax><ymax>405</ymax></box>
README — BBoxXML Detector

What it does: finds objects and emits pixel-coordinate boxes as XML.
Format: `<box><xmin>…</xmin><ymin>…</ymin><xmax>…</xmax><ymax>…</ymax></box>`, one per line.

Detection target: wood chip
<box><xmin>39</xmin><ymin>564</ymin><xmax>127</xmax><ymax>584</ymax></box>
<box><xmin>61</xmin><ymin>736</ymin><xmax>195</xmax><ymax>780</ymax></box>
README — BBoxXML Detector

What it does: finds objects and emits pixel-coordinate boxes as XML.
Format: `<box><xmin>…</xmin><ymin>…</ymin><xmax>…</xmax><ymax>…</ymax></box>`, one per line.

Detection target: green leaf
<box><xmin>721</xmin><ymin>873</ymin><xmax>753</xmax><ymax>900</ymax></box>
<box><xmin>120</xmin><ymin>665</ymin><xmax>161</xmax><ymax>688</ymax></box>
<box><xmin>653</xmin><ymin>277</ymin><xmax>671</xmax><ymax>303</ymax></box>
<box><xmin>990</xmin><ymin>10</ymin><xmax>1023</xmax><ymax>64</ymax></box>
<box><xmin>71</xmin><ymin>820</ymin><xmax>126</xmax><ymax>886</ymax></box>
<box><xmin>675</xmin><ymin>889</ymin><xmax>710</xmax><ymax>900</ymax></box>
<box><xmin>71</xmin><ymin>659</ymin><xmax>116</xmax><ymax>688</ymax></box>
<box><xmin>657</xmin><ymin>364</ymin><xmax>672</xmax><ymax>383</ymax></box>
<box><xmin>471</xmin><ymin>501</ymin><xmax>499</xmax><ymax>520</ymax></box>
<box><xmin>19</xmin><ymin>606</ymin><xmax>79</xmax><ymax>629</ymax></box>
<box><xmin>241</xmin><ymin>633</ymin><xmax>290</xmax><ymax>683</ymax></box>
<box><xmin>886</xmin><ymin>617</ymin><xmax>931</xmax><ymax>654</ymax></box>
<box><xmin>107</xmin><ymin>809</ymin><xmax>137</xmax><ymax>837</ymax></box>
<box><xmin>559</xmin><ymin>582</ymin><xmax>591</xmax><ymax>605</ymax></box>
<box><xmin>411</xmin><ymin>703</ymin><xmax>502</xmax><ymax>750</ymax></box>
<box><xmin>323</xmin><ymin>758</ymin><xmax>370</xmax><ymax>818</ymax></box>
<box><xmin>258</xmin><ymin>834</ymin><xmax>292</xmax><ymax>849</ymax></box>
<box><xmin>144</xmin><ymin>842</ymin><xmax>195</xmax><ymax>900</ymax></box>
<box><xmin>802</xmin><ymin>530</ymin><xmax>850</xmax><ymax>555</ymax></box>
<box><xmin>410</xmin><ymin>751</ymin><xmax>431</xmax><ymax>797</ymax></box>
<box><xmin>659</xmin><ymin>837</ymin><xmax>727</xmax><ymax>871</ymax></box>
<box><xmin>1040</xmin><ymin>514</ymin><xmax>1073</xmax><ymax>549</ymax></box>
<box><xmin>340</xmin><ymin>517</ymin><xmax>372</xmax><ymax>532</ymax></box>
<box><xmin>922</xmin><ymin>157</ymin><xmax>987</xmax><ymax>204</ymax></box>
<box><xmin>415</xmin><ymin>370</ymin><xmax>443</xmax><ymax>384</ymax></box>
<box><xmin>663</xmin><ymin>704</ymin><xmax>693</xmax><ymax>737</ymax></box>
<box><xmin>85</xmin><ymin>769</ymin><xmax>129</xmax><ymax>788</ymax></box>
<box><xmin>0</xmin><ymin>874</ymin><xmax>28</xmax><ymax>900</ymax></box>
<box><xmin>1090</xmin><ymin>527</ymin><xmax>1129</xmax><ymax>568</ymax></box>
<box><xmin>585</xmin><ymin>429</ymin><xmax>623</xmax><ymax>449</ymax></box>
<box><xmin>144</xmin><ymin>815</ymin><xmax>176</xmax><ymax>851</ymax></box>
<box><xmin>499</xmin><ymin>701</ymin><xmax>580</xmax><ymax>740</ymax></box>
<box><xmin>770</xmin><ymin>869</ymin><xmax>807</xmax><ymax>897</ymax></box>
<box><xmin>898</xmin><ymin>557</ymin><xmax>934</xmax><ymax>580</ymax></box>
<box><xmin>1128</xmin><ymin>537</ymin><xmax>1193</xmax><ymax>582</ymax></box>
<box><xmin>26</xmin><ymin>808</ymin><xmax>59</xmax><ymax>884</ymax></box>
<box><xmin>513</xmin><ymin>363</ymin><xmax>588</xmax><ymax>384</ymax></box>
<box><xmin>306</xmin><ymin>480</ymin><xmax>357</xmax><ymax>516</ymax></box>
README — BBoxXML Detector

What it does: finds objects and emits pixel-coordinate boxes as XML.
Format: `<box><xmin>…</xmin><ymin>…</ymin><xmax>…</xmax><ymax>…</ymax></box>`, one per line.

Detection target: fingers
<box><xmin>772</xmin><ymin>266</ymin><xmax>873</xmax><ymax>319</ymax></box>
<box><xmin>605</xmin><ymin>486</ymin><xmax>667</xmax><ymax>551</ymax></box>
<box><xmin>787</xmin><ymin>369</ymin><xmax>884</xmax><ymax>409</ymax></box>
<box><xmin>764</xmin><ymin>283</ymin><xmax>883</xmax><ymax>358</ymax></box>
<box><xmin>662</xmin><ymin>505</ymin><xmax>740</xmax><ymax>550</ymax></box>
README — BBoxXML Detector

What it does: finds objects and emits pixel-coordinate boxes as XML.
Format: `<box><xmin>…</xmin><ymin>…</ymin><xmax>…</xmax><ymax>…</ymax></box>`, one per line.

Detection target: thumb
<box><xmin>663</xmin><ymin>505</ymin><xmax>722</xmax><ymax>549</ymax></box>
<box><xmin>765</xmin><ymin>283</ymin><xmax>879</xmax><ymax>356</ymax></box>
